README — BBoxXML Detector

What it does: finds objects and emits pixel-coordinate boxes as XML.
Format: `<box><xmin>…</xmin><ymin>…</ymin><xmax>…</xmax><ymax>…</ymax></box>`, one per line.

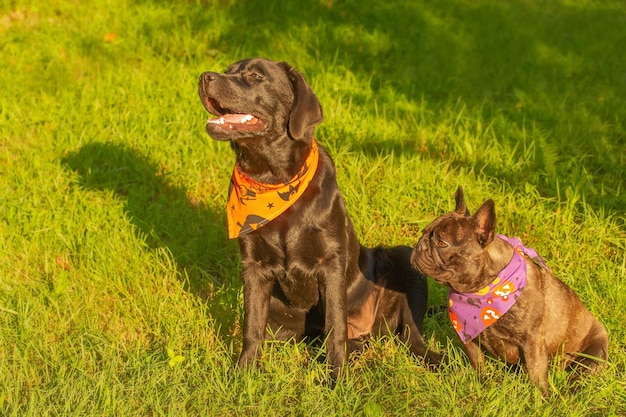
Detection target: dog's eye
<box><xmin>249</xmin><ymin>72</ymin><xmax>263</xmax><ymax>80</ymax></box>
<box><xmin>437</xmin><ymin>240</ymin><xmax>449</xmax><ymax>248</ymax></box>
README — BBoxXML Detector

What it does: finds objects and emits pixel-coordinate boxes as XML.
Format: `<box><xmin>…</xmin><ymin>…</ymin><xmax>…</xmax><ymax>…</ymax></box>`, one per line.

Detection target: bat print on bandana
<box><xmin>226</xmin><ymin>139</ymin><xmax>320</xmax><ymax>238</ymax></box>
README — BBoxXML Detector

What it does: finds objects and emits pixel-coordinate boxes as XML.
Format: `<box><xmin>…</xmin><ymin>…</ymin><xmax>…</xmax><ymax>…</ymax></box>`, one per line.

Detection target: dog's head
<box><xmin>411</xmin><ymin>187</ymin><xmax>497</xmax><ymax>293</ymax></box>
<box><xmin>198</xmin><ymin>58</ymin><xmax>323</xmax><ymax>143</ymax></box>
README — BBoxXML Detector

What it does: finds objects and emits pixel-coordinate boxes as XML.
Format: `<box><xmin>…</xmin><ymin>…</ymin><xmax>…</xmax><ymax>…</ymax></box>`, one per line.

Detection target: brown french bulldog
<box><xmin>411</xmin><ymin>187</ymin><xmax>608</xmax><ymax>395</ymax></box>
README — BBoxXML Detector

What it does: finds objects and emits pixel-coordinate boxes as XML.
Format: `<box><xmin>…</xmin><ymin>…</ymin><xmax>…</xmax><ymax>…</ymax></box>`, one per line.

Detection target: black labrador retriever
<box><xmin>198</xmin><ymin>58</ymin><xmax>439</xmax><ymax>378</ymax></box>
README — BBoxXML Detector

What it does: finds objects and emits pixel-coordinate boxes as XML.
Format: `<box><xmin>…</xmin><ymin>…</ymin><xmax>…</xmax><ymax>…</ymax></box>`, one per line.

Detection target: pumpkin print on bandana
<box><xmin>448</xmin><ymin>235</ymin><xmax>548</xmax><ymax>343</ymax></box>
<box><xmin>226</xmin><ymin>139</ymin><xmax>320</xmax><ymax>239</ymax></box>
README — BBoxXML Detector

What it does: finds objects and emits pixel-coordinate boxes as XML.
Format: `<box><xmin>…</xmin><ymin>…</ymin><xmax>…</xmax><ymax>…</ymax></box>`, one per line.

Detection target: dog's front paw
<box><xmin>237</xmin><ymin>346</ymin><xmax>262</xmax><ymax>370</ymax></box>
<box><xmin>326</xmin><ymin>342</ymin><xmax>347</xmax><ymax>383</ymax></box>
<box><xmin>424</xmin><ymin>350</ymin><xmax>444</xmax><ymax>369</ymax></box>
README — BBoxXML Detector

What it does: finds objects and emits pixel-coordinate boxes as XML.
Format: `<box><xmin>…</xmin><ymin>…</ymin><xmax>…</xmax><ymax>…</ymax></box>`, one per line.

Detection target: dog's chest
<box><xmin>276</xmin><ymin>242</ymin><xmax>332</xmax><ymax>309</ymax></box>
<box><xmin>239</xmin><ymin>176</ymin><xmax>351</xmax><ymax>309</ymax></box>
<box><xmin>276</xmin><ymin>266</ymin><xmax>320</xmax><ymax>309</ymax></box>
<box><xmin>243</xmin><ymin>229</ymin><xmax>340</xmax><ymax>309</ymax></box>
<box><xmin>477</xmin><ymin>292</ymin><xmax>539</xmax><ymax>357</ymax></box>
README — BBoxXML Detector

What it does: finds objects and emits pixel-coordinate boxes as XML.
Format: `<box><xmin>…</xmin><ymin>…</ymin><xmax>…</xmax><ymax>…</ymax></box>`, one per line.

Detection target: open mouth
<box><xmin>203</xmin><ymin>96</ymin><xmax>267</xmax><ymax>133</ymax></box>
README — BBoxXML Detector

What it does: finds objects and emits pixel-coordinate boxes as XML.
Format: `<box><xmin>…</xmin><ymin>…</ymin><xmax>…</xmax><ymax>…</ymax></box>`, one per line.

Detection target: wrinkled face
<box><xmin>411</xmin><ymin>212</ymin><xmax>487</xmax><ymax>293</ymax></box>
<box><xmin>410</xmin><ymin>187</ymin><xmax>497</xmax><ymax>294</ymax></box>
<box><xmin>198</xmin><ymin>58</ymin><xmax>294</xmax><ymax>142</ymax></box>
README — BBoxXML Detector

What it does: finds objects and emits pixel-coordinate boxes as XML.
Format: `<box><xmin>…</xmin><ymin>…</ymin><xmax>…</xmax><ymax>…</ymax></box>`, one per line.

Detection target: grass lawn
<box><xmin>1</xmin><ymin>0</ymin><xmax>625</xmax><ymax>415</ymax></box>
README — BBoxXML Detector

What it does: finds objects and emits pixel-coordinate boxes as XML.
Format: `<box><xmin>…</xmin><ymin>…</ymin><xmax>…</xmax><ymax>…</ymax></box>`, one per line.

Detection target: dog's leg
<box><xmin>464</xmin><ymin>341</ymin><xmax>485</xmax><ymax>371</ymax></box>
<box><xmin>403</xmin><ymin>270</ymin><xmax>442</xmax><ymax>366</ymax></box>
<box><xmin>322</xmin><ymin>269</ymin><xmax>348</xmax><ymax>380</ymax></box>
<box><xmin>237</xmin><ymin>271</ymin><xmax>275</xmax><ymax>369</ymax></box>
<box><xmin>567</xmin><ymin>321</ymin><xmax>609</xmax><ymax>375</ymax></box>
<box><xmin>522</xmin><ymin>338</ymin><xmax>550</xmax><ymax>396</ymax></box>
<box><xmin>398</xmin><ymin>302</ymin><xmax>442</xmax><ymax>366</ymax></box>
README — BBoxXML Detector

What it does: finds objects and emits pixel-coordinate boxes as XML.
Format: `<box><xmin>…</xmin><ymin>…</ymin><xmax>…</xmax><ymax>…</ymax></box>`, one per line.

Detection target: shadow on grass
<box><xmin>175</xmin><ymin>0</ymin><xmax>625</xmax><ymax>217</ymax></box>
<box><xmin>62</xmin><ymin>142</ymin><xmax>242</xmax><ymax>338</ymax></box>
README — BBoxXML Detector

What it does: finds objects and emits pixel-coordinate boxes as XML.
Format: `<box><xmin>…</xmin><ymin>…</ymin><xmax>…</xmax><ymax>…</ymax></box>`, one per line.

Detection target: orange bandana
<box><xmin>226</xmin><ymin>139</ymin><xmax>320</xmax><ymax>238</ymax></box>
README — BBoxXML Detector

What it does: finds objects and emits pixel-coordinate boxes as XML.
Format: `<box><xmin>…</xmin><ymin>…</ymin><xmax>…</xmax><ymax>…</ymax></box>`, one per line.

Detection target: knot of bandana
<box><xmin>448</xmin><ymin>235</ymin><xmax>548</xmax><ymax>342</ymax></box>
<box><xmin>226</xmin><ymin>139</ymin><xmax>320</xmax><ymax>238</ymax></box>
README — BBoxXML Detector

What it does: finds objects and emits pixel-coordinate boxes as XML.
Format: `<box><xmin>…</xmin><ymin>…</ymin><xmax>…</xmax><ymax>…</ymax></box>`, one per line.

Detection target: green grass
<box><xmin>1</xmin><ymin>0</ymin><xmax>625</xmax><ymax>415</ymax></box>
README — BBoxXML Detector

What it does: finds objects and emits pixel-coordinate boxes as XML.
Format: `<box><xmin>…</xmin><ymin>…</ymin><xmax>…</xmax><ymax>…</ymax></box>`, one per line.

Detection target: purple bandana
<box><xmin>448</xmin><ymin>235</ymin><xmax>548</xmax><ymax>342</ymax></box>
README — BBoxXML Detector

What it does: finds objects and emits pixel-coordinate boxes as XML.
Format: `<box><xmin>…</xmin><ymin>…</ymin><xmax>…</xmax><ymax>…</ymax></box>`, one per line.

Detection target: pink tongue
<box><xmin>221</xmin><ymin>114</ymin><xmax>258</xmax><ymax>124</ymax></box>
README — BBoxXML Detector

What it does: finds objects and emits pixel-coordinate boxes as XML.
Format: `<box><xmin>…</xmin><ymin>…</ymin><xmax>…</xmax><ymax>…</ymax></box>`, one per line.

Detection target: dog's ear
<box><xmin>283</xmin><ymin>64</ymin><xmax>324</xmax><ymax>141</ymax></box>
<box><xmin>473</xmin><ymin>199</ymin><xmax>496</xmax><ymax>246</ymax></box>
<box><xmin>454</xmin><ymin>186</ymin><xmax>471</xmax><ymax>216</ymax></box>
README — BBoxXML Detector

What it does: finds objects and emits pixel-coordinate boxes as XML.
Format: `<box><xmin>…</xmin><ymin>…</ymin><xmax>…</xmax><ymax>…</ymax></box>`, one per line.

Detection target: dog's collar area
<box><xmin>448</xmin><ymin>234</ymin><xmax>545</xmax><ymax>342</ymax></box>
<box><xmin>225</xmin><ymin>139</ymin><xmax>319</xmax><ymax>238</ymax></box>
<box><xmin>497</xmin><ymin>234</ymin><xmax>549</xmax><ymax>271</ymax></box>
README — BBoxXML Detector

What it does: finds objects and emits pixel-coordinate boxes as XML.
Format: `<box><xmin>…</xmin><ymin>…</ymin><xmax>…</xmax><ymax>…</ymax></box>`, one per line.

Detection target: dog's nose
<box><xmin>201</xmin><ymin>72</ymin><xmax>218</xmax><ymax>84</ymax></box>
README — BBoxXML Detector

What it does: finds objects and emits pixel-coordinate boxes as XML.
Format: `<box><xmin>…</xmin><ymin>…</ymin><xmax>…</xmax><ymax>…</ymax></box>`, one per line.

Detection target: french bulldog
<box><xmin>411</xmin><ymin>187</ymin><xmax>608</xmax><ymax>395</ymax></box>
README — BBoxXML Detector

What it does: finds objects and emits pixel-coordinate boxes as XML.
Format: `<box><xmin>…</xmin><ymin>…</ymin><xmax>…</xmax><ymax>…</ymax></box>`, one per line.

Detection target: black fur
<box><xmin>199</xmin><ymin>58</ymin><xmax>439</xmax><ymax>378</ymax></box>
